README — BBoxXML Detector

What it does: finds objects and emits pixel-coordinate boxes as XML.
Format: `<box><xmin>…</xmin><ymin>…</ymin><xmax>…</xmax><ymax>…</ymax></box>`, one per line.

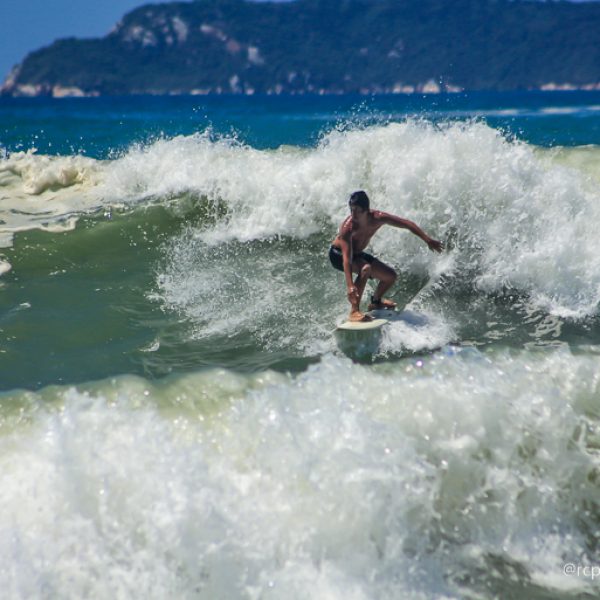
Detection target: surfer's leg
<box><xmin>349</xmin><ymin>259</ymin><xmax>372</xmax><ymax>321</ymax></box>
<box><xmin>353</xmin><ymin>261</ymin><xmax>372</xmax><ymax>305</ymax></box>
<box><xmin>368</xmin><ymin>258</ymin><xmax>397</xmax><ymax>310</ymax></box>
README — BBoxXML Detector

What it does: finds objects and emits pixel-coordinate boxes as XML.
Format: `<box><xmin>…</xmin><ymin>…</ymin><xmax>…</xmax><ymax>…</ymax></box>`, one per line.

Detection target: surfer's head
<box><xmin>349</xmin><ymin>190</ymin><xmax>370</xmax><ymax>212</ymax></box>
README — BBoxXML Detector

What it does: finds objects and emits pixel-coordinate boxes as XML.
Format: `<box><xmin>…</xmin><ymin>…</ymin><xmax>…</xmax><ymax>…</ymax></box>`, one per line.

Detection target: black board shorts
<box><xmin>329</xmin><ymin>245</ymin><xmax>375</xmax><ymax>273</ymax></box>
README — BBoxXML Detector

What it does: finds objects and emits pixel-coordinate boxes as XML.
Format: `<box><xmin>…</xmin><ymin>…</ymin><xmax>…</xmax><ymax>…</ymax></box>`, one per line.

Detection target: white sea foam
<box><xmin>379</xmin><ymin>307</ymin><xmax>455</xmax><ymax>354</ymax></box>
<box><xmin>539</xmin><ymin>107</ymin><xmax>580</xmax><ymax>115</ymax></box>
<box><xmin>542</xmin><ymin>144</ymin><xmax>600</xmax><ymax>183</ymax></box>
<box><xmin>156</xmin><ymin>231</ymin><xmax>340</xmax><ymax>355</ymax></box>
<box><xmin>0</xmin><ymin>348</ymin><xmax>598</xmax><ymax>598</ymax></box>
<box><xmin>0</xmin><ymin>150</ymin><xmax>103</xmax><ymax>246</ymax></box>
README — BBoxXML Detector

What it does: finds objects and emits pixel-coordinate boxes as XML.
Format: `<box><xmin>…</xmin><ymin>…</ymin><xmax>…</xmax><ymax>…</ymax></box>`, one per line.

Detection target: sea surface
<box><xmin>1</xmin><ymin>91</ymin><xmax>600</xmax><ymax>599</ymax></box>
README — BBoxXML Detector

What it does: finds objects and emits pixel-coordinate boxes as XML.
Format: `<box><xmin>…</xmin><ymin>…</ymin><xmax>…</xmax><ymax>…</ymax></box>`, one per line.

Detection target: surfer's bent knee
<box><xmin>376</xmin><ymin>264</ymin><xmax>396</xmax><ymax>283</ymax></box>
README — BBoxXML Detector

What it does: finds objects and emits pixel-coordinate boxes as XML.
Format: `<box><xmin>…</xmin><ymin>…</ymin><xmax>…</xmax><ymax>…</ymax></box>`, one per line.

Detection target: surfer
<box><xmin>330</xmin><ymin>190</ymin><xmax>443</xmax><ymax>322</ymax></box>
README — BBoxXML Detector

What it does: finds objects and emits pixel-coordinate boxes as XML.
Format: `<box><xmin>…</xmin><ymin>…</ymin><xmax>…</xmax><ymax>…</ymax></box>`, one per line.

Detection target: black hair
<box><xmin>349</xmin><ymin>190</ymin><xmax>370</xmax><ymax>211</ymax></box>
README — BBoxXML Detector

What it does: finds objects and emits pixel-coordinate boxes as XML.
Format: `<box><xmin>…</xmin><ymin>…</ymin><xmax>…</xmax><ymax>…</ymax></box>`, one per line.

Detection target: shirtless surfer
<box><xmin>330</xmin><ymin>190</ymin><xmax>443</xmax><ymax>322</ymax></box>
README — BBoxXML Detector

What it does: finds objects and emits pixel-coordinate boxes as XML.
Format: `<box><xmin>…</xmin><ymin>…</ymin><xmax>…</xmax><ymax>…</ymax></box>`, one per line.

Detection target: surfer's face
<box><xmin>350</xmin><ymin>204</ymin><xmax>367</xmax><ymax>224</ymax></box>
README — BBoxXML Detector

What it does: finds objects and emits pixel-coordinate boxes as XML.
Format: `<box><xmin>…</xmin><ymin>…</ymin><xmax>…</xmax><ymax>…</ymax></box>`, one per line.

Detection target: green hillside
<box><xmin>3</xmin><ymin>0</ymin><xmax>600</xmax><ymax>96</ymax></box>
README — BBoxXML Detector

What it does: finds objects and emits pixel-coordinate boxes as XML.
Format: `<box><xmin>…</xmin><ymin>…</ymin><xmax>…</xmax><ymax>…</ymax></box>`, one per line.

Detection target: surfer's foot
<box><xmin>349</xmin><ymin>310</ymin><xmax>373</xmax><ymax>322</ymax></box>
<box><xmin>368</xmin><ymin>297</ymin><xmax>397</xmax><ymax>311</ymax></box>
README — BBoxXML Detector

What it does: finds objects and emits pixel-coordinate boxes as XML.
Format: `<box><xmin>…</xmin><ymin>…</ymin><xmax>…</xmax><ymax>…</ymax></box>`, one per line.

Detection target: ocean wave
<box><xmin>0</xmin><ymin>348</ymin><xmax>598</xmax><ymax>598</ymax></box>
<box><xmin>3</xmin><ymin>121</ymin><xmax>600</xmax><ymax>318</ymax></box>
<box><xmin>140</xmin><ymin>121</ymin><xmax>600</xmax><ymax>319</ymax></box>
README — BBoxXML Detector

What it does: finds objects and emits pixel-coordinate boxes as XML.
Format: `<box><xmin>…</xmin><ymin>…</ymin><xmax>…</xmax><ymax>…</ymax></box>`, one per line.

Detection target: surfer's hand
<box><xmin>427</xmin><ymin>238</ymin><xmax>444</xmax><ymax>253</ymax></box>
<box><xmin>347</xmin><ymin>286</ymin><xmax>359</xmax><ymax>304</ymax></box>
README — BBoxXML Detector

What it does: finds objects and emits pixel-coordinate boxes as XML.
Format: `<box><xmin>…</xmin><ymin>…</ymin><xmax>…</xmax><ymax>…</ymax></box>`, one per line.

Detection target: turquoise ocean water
<box><xmin>1</xmin><ymin>92</ymin><xmax>600</xmax><ymax>598</ymax></box>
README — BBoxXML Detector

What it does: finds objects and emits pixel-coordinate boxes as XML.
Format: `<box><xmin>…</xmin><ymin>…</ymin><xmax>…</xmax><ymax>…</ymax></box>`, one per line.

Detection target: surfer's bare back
<box><xmin>329</xmin><ymin>190</ymin><xmax>443</xmax><ymax>322</ymax></box>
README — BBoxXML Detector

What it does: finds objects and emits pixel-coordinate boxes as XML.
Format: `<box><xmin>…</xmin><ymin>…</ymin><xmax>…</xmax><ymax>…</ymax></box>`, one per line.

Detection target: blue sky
<box><xmin>0</xmin><ymin>0</ymin><xmax>596</xmax><ymax>82</ymax></box>
<box><xmin>0</xmin><ymin>0</ymin><xmax>166</xmax><ymax>80</ymax></box>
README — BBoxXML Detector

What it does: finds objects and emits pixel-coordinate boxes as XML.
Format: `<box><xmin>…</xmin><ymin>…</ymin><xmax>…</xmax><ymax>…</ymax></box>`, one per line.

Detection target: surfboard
<box><xmin>336</xmin><ymin>308</ymin><xmax>399</xmax><ymax>331</ymax></box>
<box><xmin>336</xmin><ymin>318</ymin><xmax>388</xmax><ymax>331</ymax></box>
<box><xmin>335</xmin><ymin>308</ymin><xmax>430</xmax><ymax>360</ymax></box>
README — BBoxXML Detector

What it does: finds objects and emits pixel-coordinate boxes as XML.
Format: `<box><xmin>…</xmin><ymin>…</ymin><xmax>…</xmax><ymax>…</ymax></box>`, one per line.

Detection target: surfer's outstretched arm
<box><xmin>376</xmin><ymin>211</ymin><xmax>444</xmax><ymax>252</ymax></box>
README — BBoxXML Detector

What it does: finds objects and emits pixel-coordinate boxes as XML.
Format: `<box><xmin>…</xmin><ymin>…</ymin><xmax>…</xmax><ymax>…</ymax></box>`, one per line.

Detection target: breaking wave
<box><xmin>3</xmin><ymin>121</ymin><xmax>600</xmax><ymax>318</ymax></box>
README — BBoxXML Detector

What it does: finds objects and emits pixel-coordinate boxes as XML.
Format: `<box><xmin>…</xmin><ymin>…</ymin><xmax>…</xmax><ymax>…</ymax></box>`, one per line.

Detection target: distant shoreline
<box><xmin>4</xmin><ymin>83</ymin><xmax>600</xmax><ymax>99</ymax></box>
